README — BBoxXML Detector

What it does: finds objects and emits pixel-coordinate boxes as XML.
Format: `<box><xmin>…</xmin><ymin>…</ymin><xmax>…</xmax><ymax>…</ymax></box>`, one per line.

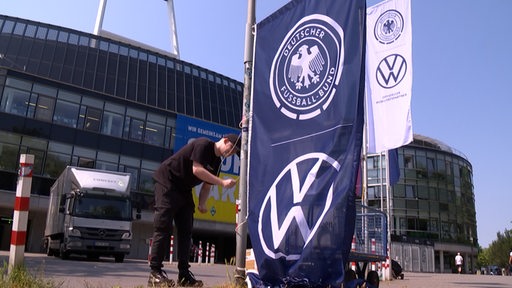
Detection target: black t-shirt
<box><xmin>153</xmin><ymin>137</ymin><xmax>221</xmax><ymax>191</ymax></box>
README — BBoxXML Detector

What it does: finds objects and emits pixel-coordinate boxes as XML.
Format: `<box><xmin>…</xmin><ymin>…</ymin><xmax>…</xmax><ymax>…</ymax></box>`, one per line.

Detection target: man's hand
<box><xmin>221</xmin><ymin>178</ymin><xmax>237</xmax><ymax>188</ymax></box>
<box><xmin>198</xmin><ymin>203</ymin><xmax>207</xmax><ymax>214</ymax></box>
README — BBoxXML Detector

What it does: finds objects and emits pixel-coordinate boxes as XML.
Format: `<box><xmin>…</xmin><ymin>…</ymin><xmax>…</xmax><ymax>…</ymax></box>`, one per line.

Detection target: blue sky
<box><xmin>2</xmin><ymin>0</ymin><xmax>511</xmax><ymax>248</ymax></box>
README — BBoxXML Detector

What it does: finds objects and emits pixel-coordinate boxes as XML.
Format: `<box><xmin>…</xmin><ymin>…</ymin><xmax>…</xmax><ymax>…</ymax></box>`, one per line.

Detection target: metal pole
<box><xmin>235</xmin><ymin>0</ymin><xmax>255</xmax><ymax>285</ymax></box>
<box><xmin>164</xmin><ymin>0</ymin><xmax>180</xmax><ymax>58</ymax></box>
<box><xmin>93</xmin><ymin>0</ymin><xmax>107</xmax><ymax>35</ymax></box>
<box><xmin>384</xmin><ymin>150</ymin><xmax>392</xmax><ymax>281</ymax></box>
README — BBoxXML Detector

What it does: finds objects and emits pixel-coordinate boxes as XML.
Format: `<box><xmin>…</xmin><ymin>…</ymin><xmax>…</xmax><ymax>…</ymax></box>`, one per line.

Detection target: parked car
<box><xmin>487</xmin><ymin>265</ymin><xmax>502</xmax><ymax>275</ymax></box>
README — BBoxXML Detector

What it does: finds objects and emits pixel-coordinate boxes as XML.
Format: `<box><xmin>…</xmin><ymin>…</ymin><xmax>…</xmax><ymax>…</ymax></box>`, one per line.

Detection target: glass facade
<box><xmin>366</xmin><ymin>135</ymin><xmax>477</xmax><ymax>271</ymax></box>
<box><xmin>0</xmin><ymin>14</ymin><xmax>243</xmax><ymax>260</ymax></box>
<box><xmin>0</xmin><ymin>14</ymin><xmax>243</xmax><ymax>212</ymax></box>
<box><xmin>0</xmin><ymin>15</ymin><xmax>242</xmax><ymax>127</ymax></box>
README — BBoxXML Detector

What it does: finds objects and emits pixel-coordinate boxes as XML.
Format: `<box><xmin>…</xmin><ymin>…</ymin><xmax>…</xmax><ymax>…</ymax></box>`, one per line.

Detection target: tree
<box><xmin>486</xmin><ymin>228</ymin><xmax>512</xmax><ymax>268</ymax></box>
<box><xmin>477</xmin><ymin>247</ymin><xmax>489</xmax><ymax>268</ymax></box>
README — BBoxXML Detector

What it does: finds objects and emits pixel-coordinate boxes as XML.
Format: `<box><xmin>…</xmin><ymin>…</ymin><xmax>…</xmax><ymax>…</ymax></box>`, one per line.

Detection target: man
<box><xmin>148</xmin><ymin>134</ymin><xmax>241</xmax><ymax>287</ymax></box>
<box><xmin>455</xmin><ymin>252</ymin><xmax>463</xmax><ymax>274</ymax></box>
<box><xmin>509</xmin><ymin>249</ymin><xmax>512</xmax><ymax>275</ymax></box>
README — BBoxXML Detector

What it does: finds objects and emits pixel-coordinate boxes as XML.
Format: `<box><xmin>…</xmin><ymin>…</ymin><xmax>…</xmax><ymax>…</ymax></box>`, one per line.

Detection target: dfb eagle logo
<box><xmin>270</xmin><ymin>14</ymin><xmax>344</xmax><ymax>120</ymax></box>
<box><xmin>288</xmin><ymin>45</ymin><xmax>325</xmax><ymax>90</ymax></box>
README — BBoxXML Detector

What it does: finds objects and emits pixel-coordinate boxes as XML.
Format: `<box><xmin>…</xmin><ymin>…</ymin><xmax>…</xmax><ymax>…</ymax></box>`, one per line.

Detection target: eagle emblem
<box><xmin>288</xmin><ymin>45</ymin><xmax>325</xmax><ymax>90</ymax></box>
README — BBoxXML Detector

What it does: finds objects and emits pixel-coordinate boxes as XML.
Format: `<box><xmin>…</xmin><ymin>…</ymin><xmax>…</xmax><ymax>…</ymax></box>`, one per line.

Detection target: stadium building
<box><xmin>366</xmin><ymin>135</ymin><xmax>478</xmax><ymax>273</ymax></box>
<box><xmin>0</xmin><ymin>4</ymin><xmax>242</xmax><ymax>261</ymax></box>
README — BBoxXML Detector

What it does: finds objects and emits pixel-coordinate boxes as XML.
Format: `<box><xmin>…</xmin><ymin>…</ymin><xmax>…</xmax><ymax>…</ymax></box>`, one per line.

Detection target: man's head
<box><xmin>221</xmin><ymin>133</ymin><xmax>241</xmax><ymax>157</ymax></box>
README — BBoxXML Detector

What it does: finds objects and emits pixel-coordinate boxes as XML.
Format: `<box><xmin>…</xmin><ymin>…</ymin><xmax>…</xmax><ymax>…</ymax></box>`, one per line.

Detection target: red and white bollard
<box><xmin>206</xmin><ymin>242</ymin><xmax>210</xmax><ymax>264</ymax></box>
<box><xmin>383</xmin><ymin>255</ymin><xmax>390</xmax><ymax>280</ymax></box>
<box><xmin>9</xmin><ymin>154</ymin><xmax>34</xmax><ymax>273</ymax></box>
<box><xmin>371</xmin><ymin>238</ymin><xmax>376</xmax><ymax>271</ymax></box>
<box><xmin>350</xmin><ymin>235</ymin><xmax>357</xmax><ymax>271</ymax></box>
<box><xmin>169</xmin><ymin>235</ymin><xmax>174</xmax><ymax>264</ymax></box>
<box><xmin>235</xmin><ymin>199</ymin><xmax>240</xmax><ymax>229</ymax></box>
<box><xmin>148</xmin><ymin>238</ymin><xmax>153</xmax><ymax>264</ymax></box>
<box><xmin>197</xmin><ymin>241</ymin><xmax>203</xmax><ymax>264</ymax></box>
<box><xmin>209</xmin><ymin>244</ymin><xmax>215</xmax><ymax>264</ymax></box>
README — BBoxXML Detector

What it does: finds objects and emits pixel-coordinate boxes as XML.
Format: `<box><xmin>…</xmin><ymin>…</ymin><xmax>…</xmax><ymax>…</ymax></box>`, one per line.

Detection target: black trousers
<box><xmin>149</xmin><ymin>182</ymin><xmax>194</xmax><ymax>273</ymax></box>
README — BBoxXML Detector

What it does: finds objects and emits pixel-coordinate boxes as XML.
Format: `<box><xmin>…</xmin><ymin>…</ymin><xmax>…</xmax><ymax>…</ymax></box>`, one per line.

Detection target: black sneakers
<box><xmin>177</xmin><ymin>270</ymin><xmax>203</xmax><ymax>287</ymax></box>
<box><xmin>148</xmin><ymin>270</ymin><xmax>176</xmax><ymax>287</ymax></box>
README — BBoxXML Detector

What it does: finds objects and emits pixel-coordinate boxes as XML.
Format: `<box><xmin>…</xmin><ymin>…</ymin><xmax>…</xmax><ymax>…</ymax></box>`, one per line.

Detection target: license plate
<box><xmin>95</xmin><ymin>241</ymin><xmax>109</xmax><ymax>247</ymax></box>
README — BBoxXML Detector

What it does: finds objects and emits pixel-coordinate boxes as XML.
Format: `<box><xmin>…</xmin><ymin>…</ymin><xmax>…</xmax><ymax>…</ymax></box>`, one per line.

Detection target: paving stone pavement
<box><xmin>1</xmin><ymin>252</ymin><xmax>512</xmax><ymax>287</ymax></box>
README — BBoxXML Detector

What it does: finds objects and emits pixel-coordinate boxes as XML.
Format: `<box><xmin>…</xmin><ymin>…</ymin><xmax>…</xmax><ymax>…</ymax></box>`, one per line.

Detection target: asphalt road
<box><xmin>1</xmin><ymin>251</ymin><xmax>512</xmax><ymax>288</ymax></box>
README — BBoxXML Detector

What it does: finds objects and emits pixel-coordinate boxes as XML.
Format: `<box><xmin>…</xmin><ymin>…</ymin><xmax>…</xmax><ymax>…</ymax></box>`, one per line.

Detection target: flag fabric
<box><xmin>388</xmin><ymin>148</ymin><xmax>400</xmax><ymax>186</ymax></box>
<box><xmin>366</xmin><ymin>0</ymin><xmax>413</xmax><ymax>154</ymax></box>
<box><xmin>247</xmin><ymin>0</ymin><xmax>366</xmax><ymax>286</ymax></box>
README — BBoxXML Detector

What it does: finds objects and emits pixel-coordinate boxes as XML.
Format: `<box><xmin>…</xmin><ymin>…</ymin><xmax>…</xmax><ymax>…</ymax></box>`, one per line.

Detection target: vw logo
<box><xmin>376</xmin><ymin>54</ymin><xmax>407</xmax><ymax>89</ymax></box>
<box><xmin>258</xmin><ymin>153</ymin><xmax>340</xmax><ymax>260</ymax></box>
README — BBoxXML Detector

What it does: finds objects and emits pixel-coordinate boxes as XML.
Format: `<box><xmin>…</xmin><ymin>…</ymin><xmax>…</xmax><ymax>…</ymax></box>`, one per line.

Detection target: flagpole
<box><xmin>384</xmin><ymin>150</ymin><xmax>392</xmax><ymax>281</ymax></box>
<box><xmin>234</xmin><ymin>0</ymin><xmax>255</xmax><ymax>285</ymax></box>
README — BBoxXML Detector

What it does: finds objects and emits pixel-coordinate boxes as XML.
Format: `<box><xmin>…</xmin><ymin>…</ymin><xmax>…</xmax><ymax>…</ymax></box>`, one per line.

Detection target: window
<box><xmin>1</xmin><ymin>87</ymin><xmax>30</xmax><ymax>116</ymax></box>
<box><xmin>368</xmin><ymin>186</ymin><xmax>381</xmax><ymax>199</ymax></box>
<box><xmin>122</xmin><ymin>166</ymin><xmax>139</xmax><ymax>190</ymax></box>
<box><xmin>427</xmin><ymin>157</ymin><xmax>435</xmax><ymax>177</ymax></box>
<box><xmin>33</xmin><ymin>95</ymin><xmax>55</xmax><ymax>121</ymax></box>
<box><xmin>44</xmin><ymin>152</ymin><xmax>70</xmax><ymax>177</ymax></box>
<box><xmin>73</xmin><ymin>146</ymin><xmax>96</xmax><ymax>168</ymax></box>
<box><xmin>101</xmin><ymin>111</ymin><xmax>124</xmax><ymax>137</ymax></box>
<box><xmin>96</xmin><ymin>151</ymin><xmax>118</xmax><ymax>171</ymax></box>
<box><xmin>404</xmin><ymin>154</ymin><xmax>414</xmax><ymax>168</ymax></box>
<box><xmin>144</xmin><ymin>121</ymin><xmax>164</xmax><ymax>146</ymax></box>
<box><xmin>96</xmin><ymin>160</ymin><xmax>118</xmax><ymax>172</ymax></box>
<box><xmin>0</xmin><ymin>142</ymin><xmax>19</xmax><ymax>170</ymax></box>
<box><xmin>80</xmin><ymin>107</ymin><xmax>101</xmax><ymax>132</ymax></box>
<box><xmin>77</xmin><ymin>157</ymin><xmax>94</xmax><ymax>168</ymax></box>
<box><xmin>25</xmin><ymin>148</ymin><xmax>45</xmax><ymax>176</ymax></box>
<box><xmin>405</xmin><ymin>185</ymin><xmax>416</xmax><ymax>198</ymax></box>
<box><xmin>139</xmin><ymin>169</ymin><xmax>154</xmax><ymax>193</ymax></box>
<box><xmin>53</xmin><ymin>100</ymin><xmax>79</xmax><ymax>127</ymax></box>
<box><xmin>128</xmin><ymin>118</ymin><xmax>144</xmax><ymax>141</ymax></box>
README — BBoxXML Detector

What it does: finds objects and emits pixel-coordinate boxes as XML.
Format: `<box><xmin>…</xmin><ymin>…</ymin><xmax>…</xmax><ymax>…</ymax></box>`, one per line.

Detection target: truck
<box><xmin>44</xmin><ymin>166</ymin><xmax>137</xmax><ymax>263</ymax></box>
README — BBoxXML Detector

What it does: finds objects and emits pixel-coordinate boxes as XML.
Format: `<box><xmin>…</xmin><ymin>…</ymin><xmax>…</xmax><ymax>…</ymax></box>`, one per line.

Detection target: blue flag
<box><xmin>247</xmin><ymin>0</ymin><xmax>366</xmax><ymax>286</ymax></box>
<box><xmin>388</xmin><ymin>148</ymin><xmax>400</xmax><ymax>186</ymax></box>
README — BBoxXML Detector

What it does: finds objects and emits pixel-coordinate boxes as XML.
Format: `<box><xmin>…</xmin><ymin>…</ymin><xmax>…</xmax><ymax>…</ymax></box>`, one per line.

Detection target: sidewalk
<box><xmin>379</xmin><ymin>271</ymin><xmax>512</xmax><ymax>288</ymax></box>
<box><xmin>1</xmin><ymin>252</ymin><xmax>511</xmax><ymax>287</ymax></box>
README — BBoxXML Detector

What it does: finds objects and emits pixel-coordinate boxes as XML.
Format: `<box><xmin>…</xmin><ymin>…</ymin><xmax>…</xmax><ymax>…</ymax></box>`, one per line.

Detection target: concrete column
<box><xmin>439</xmin><ymin>250</ymin><xmax>444</xmax><ymax>273</ymax></box>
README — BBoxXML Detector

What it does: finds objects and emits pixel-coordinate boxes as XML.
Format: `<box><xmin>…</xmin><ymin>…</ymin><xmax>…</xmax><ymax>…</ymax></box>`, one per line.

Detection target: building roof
<box><xmin>412</xmin><ymin>134</ymin><xmax>468</xmax><ymax>160</ymax></box>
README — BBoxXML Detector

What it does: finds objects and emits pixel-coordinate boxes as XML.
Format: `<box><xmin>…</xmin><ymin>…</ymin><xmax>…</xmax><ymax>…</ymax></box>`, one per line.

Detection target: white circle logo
<box><xmin>374</xmin><ymin>9</ymin><xmax>404</xmax><ymax>44</ymax></box>
<box><xmin>270</xmin><ymin>15</ymin><xmax>344</xmax><ymax>120</ymax></box>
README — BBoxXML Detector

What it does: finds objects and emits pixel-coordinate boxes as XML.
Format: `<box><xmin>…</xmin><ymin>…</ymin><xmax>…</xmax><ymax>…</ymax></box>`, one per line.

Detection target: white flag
<box><xmin>366</xmin><ymin>0</ymin><xmax>413</xmax><ymax>153</ymax></box>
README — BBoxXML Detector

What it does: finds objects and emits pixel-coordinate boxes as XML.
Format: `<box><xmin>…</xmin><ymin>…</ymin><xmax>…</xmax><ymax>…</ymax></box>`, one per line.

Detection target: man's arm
<box><xmin>192</xmin><ymin>161</ymin><xmax>236</xmax><ymax>188</ymax></box>
<box><xmin>197</xmin><ymin>183</ymin><xmax>210</xmax><ymax>213</ymax></box>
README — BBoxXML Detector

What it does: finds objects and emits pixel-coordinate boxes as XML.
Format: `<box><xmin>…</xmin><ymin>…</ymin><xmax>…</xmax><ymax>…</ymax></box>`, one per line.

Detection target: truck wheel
<box><xmin>114</xmin><ymin>254</ymin><xmax>125</xmax><ymax>263</ymax></box>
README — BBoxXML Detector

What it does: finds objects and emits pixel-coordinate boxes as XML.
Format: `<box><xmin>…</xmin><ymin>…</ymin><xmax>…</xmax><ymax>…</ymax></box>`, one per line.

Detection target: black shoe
<box><xmin>148</xmin><ymin>270</ymin><xmax>175</xmax><ymax>287</ymax></box>
<box><xmin>177</xmin><ymin>270</ymin><xmax>203</xmax><ymax>287</ymax></box>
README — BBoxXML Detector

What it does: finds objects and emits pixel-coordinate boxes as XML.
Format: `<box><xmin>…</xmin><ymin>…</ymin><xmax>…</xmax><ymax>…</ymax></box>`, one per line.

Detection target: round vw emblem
<box><xmin>270</xmin><ymin>14</ymin><xmax>344</xmax><ymax>120</ymax></box>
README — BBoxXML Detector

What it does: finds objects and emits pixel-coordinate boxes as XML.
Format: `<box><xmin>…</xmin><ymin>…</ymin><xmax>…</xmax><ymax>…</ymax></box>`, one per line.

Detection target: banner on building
<box><xmin>175</xmin><ymin>115</ymin><xmax>240</xmax><ymax>223</ymax></box>
<box><xmin>247</xmin><ymin>0</ymin><xmax>366</xmax><ymax>286</ymax></box>
<box><xmin>366</xmin><ymin>0</ymin><xmax>413</xmax><ymax>153</ymax></box>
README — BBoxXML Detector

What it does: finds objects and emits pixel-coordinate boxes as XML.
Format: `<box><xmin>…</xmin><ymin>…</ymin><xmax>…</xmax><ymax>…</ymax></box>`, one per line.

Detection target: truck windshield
<box><xmin>73</xmin><ymin>194</ymin><xmax>131</xmax><ymax>221</ymax></box>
